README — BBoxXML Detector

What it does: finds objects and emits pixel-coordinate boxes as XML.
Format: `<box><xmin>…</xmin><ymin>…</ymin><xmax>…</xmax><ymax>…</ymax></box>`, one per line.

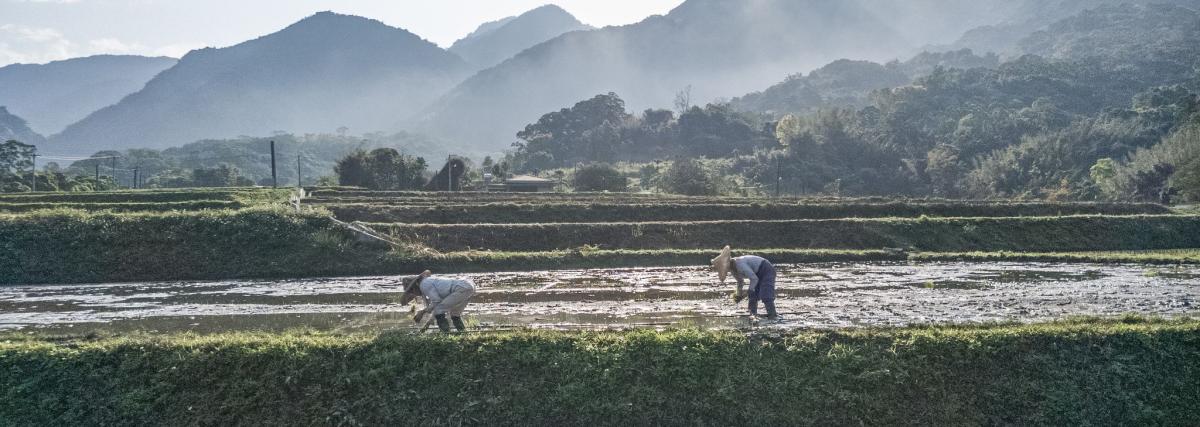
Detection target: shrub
<box><xmin>660</xmin><ymin>158</ymin><xmax>723</xmax><ymax>196</ymax></box>
<box><xmin>2</xmin><ymin>320</ymin><xmax>1198</xmax><ymax>425</ymax></box>
<box><xmin>572</xmin><ymin>163</ymin><xmax>629</xmax><ymax>192</ymax></box>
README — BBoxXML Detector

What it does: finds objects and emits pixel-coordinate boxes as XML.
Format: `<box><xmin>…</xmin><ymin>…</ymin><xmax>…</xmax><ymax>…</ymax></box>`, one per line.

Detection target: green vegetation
<box><xmin>0</xmin><ymin>188</ymin><xmax>286</xmax><ymax>204</ymax></box>
<box><xmin>571</xmin><ymin>163</ymin><xmax>628</xmax><ymax>192</ymax></box>
<box><xmin>0</xmin><ymin>207</ymin><xmax>392</xmax><ymax>285</ymax></box>
<box><xmin>914</xmin><ymin>249</ymin><xmax>1200</xmax><ymax>265</ymax></box>
<box><xmin>487</xmin><ymin>4</ymin><xmax>1200</xmax><ymax>201</ymax></box>
<box><xmin>0</xmin><ymin>187</ymin><xmax>1196</xmax><ymax>284</ymax></box>
<box><xmin>333</xmin><ymin>148</ymin><xmax>429</xmax><ymax>190</ymax></box>
<box><xmin>0</xmin><ymin>200</ymin><xmax>242</xmax><ymax>213</ymax></box>
<box><xmin>371</xmin><ymin>215</ymin><xmax>1200</xmax><ymax>252</ymax></box>
<box><xmin>3</xmin><ymin>318</ymin><xmax>1198</xmax><ymax>425</ymax></box>
<box><xmin>327</xmin><ymin>201</ymin><xmax>1168</xmax><ymax>223</ymax></box>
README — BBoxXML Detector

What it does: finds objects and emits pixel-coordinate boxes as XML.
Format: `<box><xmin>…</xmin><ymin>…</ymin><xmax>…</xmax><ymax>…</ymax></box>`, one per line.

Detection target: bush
<box><xmin>3</xmin><ymin>320</ymin><xmax>1198</xmax><ymax>425</ymax></box>
<box><xmin>660</xmin><ymin>158</ymin><xmax>723</xmax><ymax>196</ymax></box>
<box><xmin>572</xmin><ymin>163</ymin><xmax>628</xmax><ymax>192</ymax></box>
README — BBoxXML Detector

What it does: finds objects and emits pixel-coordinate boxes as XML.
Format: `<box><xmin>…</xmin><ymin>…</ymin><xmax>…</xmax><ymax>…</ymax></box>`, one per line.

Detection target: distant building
<box><xmin>487</xmin><ymin>175</ymin><xmax>556</xmax><ymax>192</ymax></box>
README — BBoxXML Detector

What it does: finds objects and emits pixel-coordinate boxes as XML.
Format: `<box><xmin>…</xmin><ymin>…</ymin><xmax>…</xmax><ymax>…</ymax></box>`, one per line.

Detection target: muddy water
<box><xmin>1</xmin><ymin>262</ymin><xmax>1197</xmax><ymax>333</ymax></box>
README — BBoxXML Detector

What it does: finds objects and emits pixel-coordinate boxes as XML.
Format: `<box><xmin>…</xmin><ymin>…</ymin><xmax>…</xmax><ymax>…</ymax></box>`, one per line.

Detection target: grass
<box><xmin>0</xmin><ymin>188</ymin><xmax>286</xmax><ymax>204</ymax></box>
<box><xmin>326</xmin><ymin>201</ymin><xmax>1168</xmax><ymax>223</ymax></box>
<box><xmin>2</xmin><ymin>317</ymin><xmax>1197</xmax><ymax>425</ymax></box>
<box><xmin>5</xmin><ymin>207</ymin><xmax>1200</xmax><ymax>285</ymax></box>
<box><xmin>370</xmin><ymin>214</ymin><xmax>1200</xmax><ymax>252</ymax></box>
<box><xmin>2</xmin><ymin>189</ymin><xmax>1196</xmax><ymax>284</ymax></box>
<box><xmin>915</xmin><ymin>249</ymin><xmax>1200</xmax><ymax>264</ymax></box>
<box><xmin>0</xmin><ymin>200</ymin><xmax>244</xmax><ymax>213</ymax></box>
<box><xmin>0</xmin><ymin>207</ymin><xmax>394</xmax><ymax>284</ymax></box>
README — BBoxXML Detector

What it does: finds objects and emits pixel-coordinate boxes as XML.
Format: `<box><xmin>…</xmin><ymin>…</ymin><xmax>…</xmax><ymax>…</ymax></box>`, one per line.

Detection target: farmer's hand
<box><xmin>733</xmin><ymin>290</ymin><xmax>746</xmax><ymax>304</ymax></box>
<box><xmin>414</xmin><ymin>310</ymin><xmax>426</xmax><ymax>324</ymax></box>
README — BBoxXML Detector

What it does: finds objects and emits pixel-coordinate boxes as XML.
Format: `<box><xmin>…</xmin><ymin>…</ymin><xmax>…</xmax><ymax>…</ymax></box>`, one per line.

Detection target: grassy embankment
<box><xmin>1</xmin><ymin>318</ymin><xmax>1197</xmax><ymax>425</ymax></box>
<box><xmin>3</xmin><ymin>188</ymin><xmax>1199</xmax><ymax>284</ymax></box>
<box><xmin>327</xmin><ymin>201</ymin><xmax>1168</xmax><ymax>223</ymax></box>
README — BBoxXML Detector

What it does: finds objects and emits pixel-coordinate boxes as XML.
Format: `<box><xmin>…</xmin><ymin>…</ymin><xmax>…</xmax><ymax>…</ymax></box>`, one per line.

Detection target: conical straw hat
<box><xmin>711</xmin><ymin>245</ymin><xmax>732</xmax><ymax>283</ymax></box>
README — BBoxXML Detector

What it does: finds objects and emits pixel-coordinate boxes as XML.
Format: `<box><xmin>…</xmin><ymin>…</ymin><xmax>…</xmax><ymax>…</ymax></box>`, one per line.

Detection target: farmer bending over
<box><xmin>711</xmin><ymin>246</ymin><xmax>779</xmax><ymax>320</ymax></box>
<box><xmin>399</xmin><ymin>270</ymin><xmax>477</xmax><ymax>333</ymax></box>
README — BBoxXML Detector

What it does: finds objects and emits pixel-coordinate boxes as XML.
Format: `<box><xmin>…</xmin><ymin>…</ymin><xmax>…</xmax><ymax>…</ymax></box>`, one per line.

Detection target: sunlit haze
<box><xmin>0</xmin><ymin>0</ymin><xmax>685</xmax><ymax>65</ymax></box>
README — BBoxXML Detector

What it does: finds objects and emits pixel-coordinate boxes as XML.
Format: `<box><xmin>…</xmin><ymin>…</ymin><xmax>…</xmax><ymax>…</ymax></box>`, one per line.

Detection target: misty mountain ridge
<box><xmin>419</xmin><ymin>0</ymin><xmax>917</xmax><ymax>149</ymax></box>
<box><xmin>0</xmin><ymin>107</ymin><xmax>46</xmax><ymax>145</ymax></box>
<box><xmin>450</xmin><ymin>4</ymin><xmax>592</xmax><ymax>71</ymax></box>
<box><xmin>731</xmin><ymin>1</ymin><xmax>1198</xmax><ymax>118</ymax></box>
<box><xmin>0</xmin><ymin>55</ymin><xmax>176</xmax><ymax>135</ymax></box>
<box><xmin>30</xmin><ymin>0</ymin><xmax>1200</xmax><ymax>159</ymax></box>
<box><xmin>729</xmin><ymin>50</ymin><xmax>1001</xmax><ymax>117</ymax></box>
<box><xmin>943</xmin><ymin>0</ymin><xmax>1200</xmax><ymax>56</ymax></box>
<box><xmin>50</xmin><ymin>11</ymin><xmax>471</xmax><ymax>155</ymax></box>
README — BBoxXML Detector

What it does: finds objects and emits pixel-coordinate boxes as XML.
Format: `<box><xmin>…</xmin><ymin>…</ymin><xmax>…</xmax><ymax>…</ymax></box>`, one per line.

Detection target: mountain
<box><xmin>0</xmin><ymin>55</ymin><xmax>176</xmax><ymax>135</ymax></box>
<box><xmin>945</xmin><ymin>0</ymin><xmax>1200</xmax><ymax>56</ymax></box>
<box><xmin>0</xmin><ymin>107</ymin><xmax>46</xmax><ymax>145</ymax></box>
<box><xmin>51</xmin><ymin>12</ymin><xmax>471</xmax><ymax>156</ymax></box>
<box><xmin>450</xmin><ymin>5</ymin><xmax>591</xmax><ymax>71</ymax></box>
<box><xmin>420</xmin><ymin>0</ymin><xmax>914</xmax><ymax>149</ymax></box>
<box><xmin>730</xmin><ymin>50</ymin><xmax>1001</xmax><ymax>117</ymax></box>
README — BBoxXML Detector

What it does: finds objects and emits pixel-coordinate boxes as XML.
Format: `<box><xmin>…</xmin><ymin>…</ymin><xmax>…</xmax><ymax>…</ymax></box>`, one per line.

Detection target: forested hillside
<box><xmin>501</xmin><ymin>4</ymin><xmax>1200</xmax><ymax>202</ymax></box>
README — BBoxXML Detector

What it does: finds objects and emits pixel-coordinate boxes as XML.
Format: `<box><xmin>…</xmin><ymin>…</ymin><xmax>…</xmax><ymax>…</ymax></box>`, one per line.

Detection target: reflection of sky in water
<box><xmin>1</xmin><ymin>262</ymin><xmax>1197</xmax><ymax>333</ymax></box>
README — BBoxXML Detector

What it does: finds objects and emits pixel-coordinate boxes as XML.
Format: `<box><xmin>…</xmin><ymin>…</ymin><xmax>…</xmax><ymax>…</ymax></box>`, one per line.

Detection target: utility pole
<box><xmin>775</xmin><ymin>155</ymin><xmax>782</xmax><ymax>198</ymax></box>
<box><xmin>111</xmin><ymin>156</ymin><xmax>118</xmax><ymax>189</ymax></box>
<box><xmin>94</xmin><ymin>163</ymin><xmax>100</xmax><ymax>183</ymax></box>
<box><xmin>296</xmin><ymin>153</ymin><xmax>302</xmax><ymax>188</ymax></box>
<box><xmin>270</xmin><ymin>140</ymin><xmax>278</xmax><ymax>188</ymax></box>
<box><xmin>132</xmin><ymin>167</ymin><xmax>139</xmax><ymax>190</ymax></box>
<box><xmin>447</xmin><ymin>154</ymin><xmax>452</xmax><ymax>192</ymax></box>
<box><xmin>30</xmin><ymin>153</ymin><xmax>37</xmax><ymax>192</ymax></box>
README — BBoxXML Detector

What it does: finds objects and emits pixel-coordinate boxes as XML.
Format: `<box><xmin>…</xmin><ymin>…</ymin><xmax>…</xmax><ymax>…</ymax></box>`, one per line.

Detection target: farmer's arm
<box><xmin>736</xmin><ymin>260</ymin><xmax>759</xmax><ymax>292</ymax></box>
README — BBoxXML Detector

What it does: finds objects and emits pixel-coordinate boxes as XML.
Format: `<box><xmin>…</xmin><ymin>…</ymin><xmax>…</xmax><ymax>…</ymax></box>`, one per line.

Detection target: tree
<box><xmin>515</xmin><ymin>93</ymin><xmax>633</xmax><ymax>168</ymax></box>
<box><xmin>1090</xmin><ymin>158</ymin><xmax>1119</xmax><ymax>199</ymax></box>
<box><xmin>334</xmin><ymin>150</ymin><xmax>371</xmax><ymax>188</ymax></box>
<box><xmin>334</xmin><ymin>148</ymin><xmax>426</xmax><ymax>190</ymax></box>
<box><xmin>572</xmin><ymin>163</ymin><xmax>628</xmax><ymax>192</ymax></box>
<box><xmin>660</xmin><ymin>158</ymin><xmax>722</xmax><ymax>196</ymax></box>
<box><xmin>676</xmin><ymin>104</ymin><xmax>767</xmax><ymax>158</ymax></box>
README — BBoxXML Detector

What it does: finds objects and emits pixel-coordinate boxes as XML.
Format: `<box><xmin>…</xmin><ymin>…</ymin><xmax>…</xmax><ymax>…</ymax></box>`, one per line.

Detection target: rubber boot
<box><xmin>451</xmin><ymin>316</ymin><xmax>466</xmax><ymax>332</ymax></box>
<box><xmin>434</xmin><ymin>314</ymin><xmax>451</xmax><ymax>333</ymax></box>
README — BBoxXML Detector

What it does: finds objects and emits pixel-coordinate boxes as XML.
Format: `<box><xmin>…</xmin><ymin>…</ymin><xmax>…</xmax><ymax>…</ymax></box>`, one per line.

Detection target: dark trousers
<box><xmin>748</xmin><ymin>260</ymin><xmax>777</xmax><ymax>317</ymax></box>
<box><xmin>748</xmin><ymin>295</ymin><xmax>777</xmax><ymax>317</ymax></box>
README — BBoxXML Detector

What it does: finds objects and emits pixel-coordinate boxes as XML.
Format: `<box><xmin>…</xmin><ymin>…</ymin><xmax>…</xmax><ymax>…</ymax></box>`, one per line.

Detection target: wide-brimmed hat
<box><xmin>398</xmin><ymin>275</ymin><xmax>422</xmax><ymax>305</ymax></box>
<box><xmin>711</xmin><ymin>245</ymin><xmax>732</xmax><ymax>283</ymax></box>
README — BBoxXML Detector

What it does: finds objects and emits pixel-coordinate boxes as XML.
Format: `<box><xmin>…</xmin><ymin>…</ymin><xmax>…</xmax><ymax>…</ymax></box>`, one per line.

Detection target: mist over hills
<box><xmin>449</xmin><ymin>5</ymin><xmax>592</xmax><ymax>71</ymax></box>
<box><xmin>420</xmin><ymin>0</ymin><xmax>916</xmax><ymax>148</ymax></box>
<box><xmin>729</xmin><ymin>50</ymin><xmax>1002</xmax><ymax>117</ymax></box>
<box><xmin>50</xmin><ymin>12</ymin><xmax>471</xmax><ymax>156</ymax></box>
<box><xmin>16</xmin><ymin>0</ymin><xmax>1200</xmax><ymax>161</ymax></box>
<box><xmin>0</xmin><ymin>55</ymin><xmax>176</xmax><ymax>135</ymax></box>
<box><xmin>0</xmin><ymin>107</ymin><xmax>45</xmax><ymax>145</ymax></box>
<box><xmin>945</xmin><ymin>0</ymin><xmax>1200</xmax><ymax>56</ymax></box>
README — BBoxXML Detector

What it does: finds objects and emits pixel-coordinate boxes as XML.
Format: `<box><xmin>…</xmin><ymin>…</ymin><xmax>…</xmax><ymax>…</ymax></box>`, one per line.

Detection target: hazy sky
<box><xmin>0</xmin><ymin>0</ymin><xmax>685</xmax><ymax>66</ymax></box>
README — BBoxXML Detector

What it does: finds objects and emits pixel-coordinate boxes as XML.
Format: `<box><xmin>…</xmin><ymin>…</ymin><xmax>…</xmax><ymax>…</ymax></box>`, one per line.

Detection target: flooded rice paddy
<box><xmin>2</xmin><ymin>262</ymin><xmax>1198</xmax><ymax>333</ymax></box>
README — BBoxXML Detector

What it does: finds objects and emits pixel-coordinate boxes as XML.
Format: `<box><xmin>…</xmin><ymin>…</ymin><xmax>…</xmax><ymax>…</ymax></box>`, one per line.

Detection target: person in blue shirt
<box><xmin>711</xmin><ymin>246</ymin><xmax>778</xmax><ymax>320</ymax></box>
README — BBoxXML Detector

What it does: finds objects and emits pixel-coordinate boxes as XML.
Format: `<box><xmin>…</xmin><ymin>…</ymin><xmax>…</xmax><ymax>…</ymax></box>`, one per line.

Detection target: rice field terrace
<box><xmin>2</xmin><ymin>187</ymin><xmax>1199</xmax><ymax>332</ymax></box>
<box><xmin>3</xmin><ymin>188</ymin><xmax>1200</xmax><ymax>425</ymax></box>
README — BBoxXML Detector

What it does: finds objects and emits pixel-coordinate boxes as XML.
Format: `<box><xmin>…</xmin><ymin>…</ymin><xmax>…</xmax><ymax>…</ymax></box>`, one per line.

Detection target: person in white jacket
<box><xmin>399</xmin><ymin>270</ymin><xmax>477</xmax><ymax>333</ymax></box>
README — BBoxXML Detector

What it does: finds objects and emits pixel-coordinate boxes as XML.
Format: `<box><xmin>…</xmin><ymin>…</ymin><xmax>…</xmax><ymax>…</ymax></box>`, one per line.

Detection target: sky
<box><xmin>0</xmin><ymin>0</ymin><xmax>685</xmax><ymax>66</ymax></box>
